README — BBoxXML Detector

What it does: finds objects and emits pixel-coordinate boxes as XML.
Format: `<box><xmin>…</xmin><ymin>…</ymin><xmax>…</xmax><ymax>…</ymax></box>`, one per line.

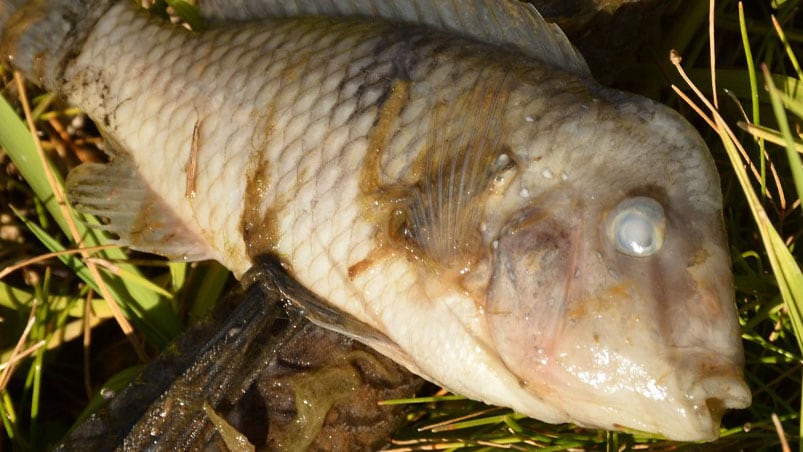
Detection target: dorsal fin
<box><xmin>198</xmin><ymin>0</ymin><xmax>590</xmax><ymax>76</ymax></box>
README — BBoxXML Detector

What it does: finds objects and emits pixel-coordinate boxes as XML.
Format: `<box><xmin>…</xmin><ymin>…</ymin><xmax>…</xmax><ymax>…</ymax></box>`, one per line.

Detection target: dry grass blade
<box><xmin>672</xmin><ymin>55</ymin><xmax>803</xmax><ymax>349</ymax></box>
<box><xmin>772</xmin><ymin>412</ymin><xmax>792</xmax><ymax>452</ymax></box>
<box><xmin>418</xmin><ymin>407</ymin><xmax>504</xmax><ymax>432</ymax></box>
<box><xmin>12</xmin><ymin>72</ymin><xmax>147</xmax><ymax>361</ymax></box>
<box><xmin>740</xmin><ymin>122</ymin><xmax>803</xmax><ymax>153</ymax></box>
<box><xmin>0</xmin><ymin>244</ymin><xmax>119</xmax><ymax>280</ymax></box>
<box><xmin>709</xmin><ymin>0</ymin><xmax>718</xmax><ymax>109</ymax></box>
<box><xmin>0</xmin><ymin>301</ymin><xmax>39</xmax><ymax>391</ymax></box>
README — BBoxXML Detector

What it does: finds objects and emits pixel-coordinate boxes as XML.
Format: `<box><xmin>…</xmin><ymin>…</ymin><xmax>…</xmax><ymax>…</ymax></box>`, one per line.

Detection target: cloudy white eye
<box><xmin>606</xmin><ymin>196</ymin><xmax>666</xmax><ymax>257</ymax></box>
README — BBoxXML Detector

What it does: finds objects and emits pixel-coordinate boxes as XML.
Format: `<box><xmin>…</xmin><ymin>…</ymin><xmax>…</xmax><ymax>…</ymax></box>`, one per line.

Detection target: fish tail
<box><xmin>0</xmin><ymin>0</ymin><xmax>112</xmax><ymax>90</ymax></box>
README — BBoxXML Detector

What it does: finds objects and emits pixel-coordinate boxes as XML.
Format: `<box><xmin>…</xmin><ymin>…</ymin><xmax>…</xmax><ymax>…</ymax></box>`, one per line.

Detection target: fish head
<box><xmin>483</xmin><ymin>86</ymin><xmax>750</xmax><ymax>440</ymax></box>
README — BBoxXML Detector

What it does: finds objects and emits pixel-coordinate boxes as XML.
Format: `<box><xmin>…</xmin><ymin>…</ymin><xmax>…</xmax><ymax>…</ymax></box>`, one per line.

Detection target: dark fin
<box><xmin>198</xmin><ymin>0</ymin><xmax>590</xmax><ymax>76</ymax></box>
<box><xmin>244</xmin><ymin>254</ymin><xmax>403</xmax><ymax>355</ymax></box>
<box><xmin>53</xmin><ymin>270</ymin><xmax>302</xmax><ymax>451</ymax></box>
<box><xmin>55</xmin><ymin>263</ymin><xmax>422</xmax><ymax>450</ymax></box>
<box><xmin>66</xmin><ymin>151</ymin><xmax>213</xmax><ymax>262</ymax></box>
<box><xmin>0</xmin><ymin>0</ymin><xmax>114</xmax><ymax>90</ymax></box>
<box><xmin>405</xmin><ymin>72</ymin><xmax>513</xmax><ymax>270</ymax></box>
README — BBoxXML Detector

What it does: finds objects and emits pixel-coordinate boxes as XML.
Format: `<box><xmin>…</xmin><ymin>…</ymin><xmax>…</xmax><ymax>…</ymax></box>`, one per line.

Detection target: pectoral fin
<box><xmin>66</xmin><ymin>145</ymin><xmax>213</xmax><ymax>262</ymax></box>
<box><xmin>245</xmin><ymin>254</ymin><xmax>412</xmax><ymax>367</ymax></box>
<box><xmin>403</xmin><ymin>71</ymin><xmax>513</xmax><ymax>271</ymax></box>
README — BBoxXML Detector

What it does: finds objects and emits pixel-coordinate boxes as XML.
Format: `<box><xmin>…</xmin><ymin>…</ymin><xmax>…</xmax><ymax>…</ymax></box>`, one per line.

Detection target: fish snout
<box><xmin>676</xmin><ymin>354</ymin><xmax>751</xmax><ymax>439</ymax></box>
<box><xmin>696</xmin><ymin>374</ymin><xmax>751</xmax><ymax>420</ymax></box>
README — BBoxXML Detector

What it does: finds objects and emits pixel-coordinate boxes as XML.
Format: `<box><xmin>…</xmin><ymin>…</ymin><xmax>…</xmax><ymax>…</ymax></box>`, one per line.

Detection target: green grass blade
<box><xmin>0</xmin><ymin>92</ymin><xmax>182</xmax><ymax>347</ymax></box>
<box><xmin>779</xmin><ymin>90</ymin><xmax>803</xmax><ymax>119</ymax></box>
<box><xmin>763</xmin><ymin>65</ymin><xmax>803</xmax><ymax>204</ymax></box>
<box><xmin>10</xmin><ymin>207</ymin><xmax>178</xmax><ymax>344</ymax></box>
<box><xmin>716</xmin><ymin>115</ymin><xmax>803</xmax><ymax>351</ymax></box>
<box><xmin>0</xmin><ymin>391</ymin><xmax>18</xmax><ymax>444</ymax></box>
<box><xmin>739</xmin><ymin>3</ymin><xmax>767</xmax><ymax>196</ymax></box>
<box><xmin>772</xmin><ymin>15</ymin><xmax>803</xmax><ymax>80</ymax></box>
<box><xmin>186</xmin><ymin>261</ymin><xmax>231</xmax><ymax>322</ymax></box>
<box><xmin>0</xmin><ymin>281</ymin><xmax>111</xmax><ymax>319</ymax></box>
<box><xmin>165</xmin><ymin>0</ymin><xmax>205</xmax><ymax>30</ymax></box>
<box><xmin>740</xmin><ymin>122</ymin><xmax>803</xmax><ymax>153</ymax></box>
<box><xmin>759</xmin><ymin>64</ymin><xmax>803</xmax><ymax>447</ymax></box>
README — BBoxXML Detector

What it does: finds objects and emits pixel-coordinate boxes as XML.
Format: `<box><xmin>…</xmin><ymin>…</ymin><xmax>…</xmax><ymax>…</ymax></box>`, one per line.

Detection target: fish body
<box><xmin>1</xmin><ymin>0</ymin><xmax>750</xmax><ymax>441</ymax></box>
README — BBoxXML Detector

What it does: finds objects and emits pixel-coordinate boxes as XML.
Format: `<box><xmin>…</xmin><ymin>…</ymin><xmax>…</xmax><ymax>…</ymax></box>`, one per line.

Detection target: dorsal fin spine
<box><xmin>199</xmin><ymin>0</ymin><xmax>590</xmax><ymax>76</ymax></box>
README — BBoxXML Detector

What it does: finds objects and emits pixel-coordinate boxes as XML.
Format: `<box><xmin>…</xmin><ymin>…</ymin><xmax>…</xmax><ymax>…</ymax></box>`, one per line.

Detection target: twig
<box><xmin>771</xmin><ymin>413</ymin><xmax>790</xmax><ymax>452</ymax></box>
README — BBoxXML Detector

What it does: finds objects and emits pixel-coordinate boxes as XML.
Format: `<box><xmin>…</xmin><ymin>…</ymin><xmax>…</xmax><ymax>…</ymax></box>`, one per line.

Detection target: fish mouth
<box><xmin>667</xmin><ymin>353</ymin><xmax>751</xmax><ymax>441</ymax></box>
<box><xmin>607</xmin><ymin>372</ymin><xmax>751</xmax><ymax>441</ymax></box>
<box><xmin>688</xmin><ymin>374</ymin><xmax>751</xmax><ymax>431</ymax></box>
<box><xmin>544</xmin><ymin>349</ymin><xmax>751</xmax><ymax>441</ymax></box>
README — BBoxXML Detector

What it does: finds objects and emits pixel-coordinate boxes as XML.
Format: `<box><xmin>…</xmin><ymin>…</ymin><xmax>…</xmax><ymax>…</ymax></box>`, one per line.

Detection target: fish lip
<box><xmin>673</xmin><ymin>348</ymin><xmax>749</xmax><ymax>398</ymax></box>
<box><xmin>544</xmin><ymin>348</ymin><xmax>751</xmax><ymax>441</ymax></box>
<box><xmin>667</xmin><ymin>349</ymin><xmax>751</xmax><ymax>440</ymax></box>
<box><xmin>667</xmin><ymin>374</ymin><xmax>750</xmax><ymax>441</ymax></box>
<box><xmin>619</xmin><ymin>372</ymin><xmax>750</xmax><ymax>441</ymax></box>
<box><xmin>697</xmin><ymin>375</ymin><xmax>752</xmax><ymax>409</ymax></box>
<box><xmin>686</xmin><ymin>373</ymin><xmax>751</xmax><ymax>423</ymax></box>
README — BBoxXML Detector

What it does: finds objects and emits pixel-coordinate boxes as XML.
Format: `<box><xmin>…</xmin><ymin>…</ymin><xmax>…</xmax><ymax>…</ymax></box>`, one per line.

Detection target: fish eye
<box><xmin>606</xmin><ymin>196</ymin><xmax>665</xmax><ymax>257</ymax></box>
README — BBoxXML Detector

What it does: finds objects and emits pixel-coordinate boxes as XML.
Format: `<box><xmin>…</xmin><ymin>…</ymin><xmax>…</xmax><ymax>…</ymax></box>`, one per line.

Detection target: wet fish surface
<box><xmin>1</xmin><ymin>0</ymin><xmax>750</xmax><ymax>441</ymax></box>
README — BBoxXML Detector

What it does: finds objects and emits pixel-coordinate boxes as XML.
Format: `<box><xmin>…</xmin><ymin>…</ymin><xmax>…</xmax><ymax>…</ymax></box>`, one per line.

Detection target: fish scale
<box><xmin>0</xmin><ymin>0</ymin><xmax>750</xmax><ymax>441</ymax></box>
<box><xmin>74</xmin><ymin>7</ymin><xmax>405</xmax><ymax>275</ymax></box>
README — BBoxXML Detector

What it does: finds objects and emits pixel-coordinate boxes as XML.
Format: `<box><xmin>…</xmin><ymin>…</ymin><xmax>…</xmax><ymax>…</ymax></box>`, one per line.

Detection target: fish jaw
<box><xmin>532</xmin><ymin>342</ymin><xmax>749</xmax><ymax>441</ymax></box>
<box><xmin>541</xmin><ymin>268</ymin><xmax>749</xmax><ymax>441</ymax></box>
<box><xmin>536</xmin><ymin>311</ymin><xmax>750</xmax><ymax>441</ymax></box>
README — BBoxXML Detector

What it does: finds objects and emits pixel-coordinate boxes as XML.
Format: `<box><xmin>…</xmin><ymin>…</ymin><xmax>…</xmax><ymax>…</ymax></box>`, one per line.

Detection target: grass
<box><xmin>0</xmin><ymin>0</ymin><xmax>802</xmax><ymax>450</ymax></box>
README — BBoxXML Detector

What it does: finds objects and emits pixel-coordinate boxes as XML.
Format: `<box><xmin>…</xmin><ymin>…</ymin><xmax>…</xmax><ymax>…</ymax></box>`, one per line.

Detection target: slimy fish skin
<box><xmin>0</xmin><ymin>0</ymin><xmax>750</xmax><ymax>441</ymax></box>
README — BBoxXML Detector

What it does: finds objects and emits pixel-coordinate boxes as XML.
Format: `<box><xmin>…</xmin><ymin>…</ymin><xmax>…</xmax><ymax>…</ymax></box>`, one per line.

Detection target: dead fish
<box><xmin>0</xmin><ymin>0</ymin><xmax>750</xmax><ymax>441</ymax></box>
